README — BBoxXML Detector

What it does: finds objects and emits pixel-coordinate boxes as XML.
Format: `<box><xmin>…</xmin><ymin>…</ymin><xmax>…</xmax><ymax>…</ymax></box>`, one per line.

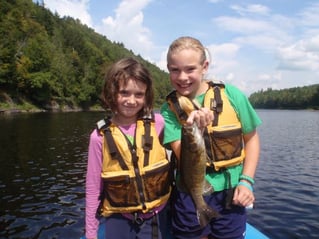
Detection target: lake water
<box><xmin>0</xmin><ymin>110</ymin><xmax>318</xmax><ymax>239</ymax></box>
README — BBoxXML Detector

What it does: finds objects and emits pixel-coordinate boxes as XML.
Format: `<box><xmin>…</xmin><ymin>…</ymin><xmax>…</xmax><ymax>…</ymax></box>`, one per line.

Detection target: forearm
<box><xmin>85</xmin><ymin>130</ymin><xmax>103</xmax><ymax>238</ymax></box>
<box><xmin>233</xmin><ymin>130</ymin><xmax>260</xmax><ymax>206</ymax></box>
<box><xmin>242</xmin><ymin>130</ymin><xmax>260</xmax><ymax>179</ymax></box>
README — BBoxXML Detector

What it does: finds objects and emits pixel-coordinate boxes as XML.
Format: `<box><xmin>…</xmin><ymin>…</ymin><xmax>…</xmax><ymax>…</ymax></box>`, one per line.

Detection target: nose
<box><xmin>127</xmin><ymin>94</ymin><xmax>137</xmax><ymax>104</ymax></box>
<box><xmin>178</xmin><ymin>70</ymin><xmax>188</xmax><ymax>80</ymax></box>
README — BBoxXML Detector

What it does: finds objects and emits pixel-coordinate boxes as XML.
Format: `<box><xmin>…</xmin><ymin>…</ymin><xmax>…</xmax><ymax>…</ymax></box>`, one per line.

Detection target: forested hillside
<box><xmin>0</xmin><ymin>0</ymin><xmax>171</xmax><ymax>112</ymax></box>
<box><xmin>249</xmin><ymin>84</ymin><xmax>319</xmax><ymax>110</ymax></box>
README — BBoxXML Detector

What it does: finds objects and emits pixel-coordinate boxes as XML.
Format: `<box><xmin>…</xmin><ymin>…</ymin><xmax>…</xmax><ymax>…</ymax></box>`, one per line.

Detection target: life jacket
<box><xmin>96</xmin><ymin>113</ymin><xmax>171</xmax><ymax>217</ymax></box>
<box><xmin>166</xmin><ymin>81</ymin><xmax>245</xmax><ymax>171</ymax></box>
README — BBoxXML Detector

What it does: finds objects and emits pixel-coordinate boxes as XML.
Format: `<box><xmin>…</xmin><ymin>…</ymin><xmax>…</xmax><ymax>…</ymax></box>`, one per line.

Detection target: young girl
<box><xmin>85</xmin><ymin>57</ymin><xmax>171</xmax><ymax>239</ymax></box>
<box><xmin>161</xmin><ymin>36</ymin><xmax>262</xmax><ymax>239</ymax></box>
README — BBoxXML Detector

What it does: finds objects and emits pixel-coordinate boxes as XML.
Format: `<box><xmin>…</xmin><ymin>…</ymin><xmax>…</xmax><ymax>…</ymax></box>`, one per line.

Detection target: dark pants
<box><xmin>103</xmin><ymin>206</ymin><xmax>172</xmax><ymax>239</ymax></box>
<box><xmin>171</xmin><ymin>189</ymin><xmax>246</xmax><ymax>239</ymax></box>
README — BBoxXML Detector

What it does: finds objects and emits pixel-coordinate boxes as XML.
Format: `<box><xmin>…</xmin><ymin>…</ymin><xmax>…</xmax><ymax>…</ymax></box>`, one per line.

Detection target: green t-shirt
<box><xmin>160</xmin><ymin>83</ymin><xmax>262</xmax><ymax>191</ymax></box>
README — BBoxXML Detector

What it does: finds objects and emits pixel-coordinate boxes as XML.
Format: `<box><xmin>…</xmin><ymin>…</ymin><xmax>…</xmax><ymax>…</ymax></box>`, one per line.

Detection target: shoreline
<box><xmin>0</xmin><ymin>107</ymin><xmax>104</xmax><ymax>115</ymax></box>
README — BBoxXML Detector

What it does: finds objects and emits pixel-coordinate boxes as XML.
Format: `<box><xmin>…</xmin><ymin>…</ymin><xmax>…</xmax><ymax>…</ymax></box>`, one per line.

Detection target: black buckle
<box><xmin>133</xmin><ymin>212</ymin><xmax>144</xmax><ymax>225</ymax></box>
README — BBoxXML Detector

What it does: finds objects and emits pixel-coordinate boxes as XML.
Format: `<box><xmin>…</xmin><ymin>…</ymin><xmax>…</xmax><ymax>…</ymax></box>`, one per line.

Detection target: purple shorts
<box><xmin>171</xmin><ymin>189</ymin><xmax>247</xmax><ymax>239</ymax></box>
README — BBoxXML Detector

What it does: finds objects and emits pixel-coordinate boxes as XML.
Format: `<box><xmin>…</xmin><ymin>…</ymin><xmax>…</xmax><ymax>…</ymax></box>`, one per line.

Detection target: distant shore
<box><xmin>0</xmin><ymin>106</ymin><xmax>104</xmax><ymax>115</ymax></box>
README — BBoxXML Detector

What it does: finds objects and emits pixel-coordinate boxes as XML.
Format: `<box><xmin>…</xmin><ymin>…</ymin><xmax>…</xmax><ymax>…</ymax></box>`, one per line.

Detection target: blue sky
<box><xmin>39</xmin><ymin>0</ymin><xmax>319</xmax><ymax>95</ymax></box>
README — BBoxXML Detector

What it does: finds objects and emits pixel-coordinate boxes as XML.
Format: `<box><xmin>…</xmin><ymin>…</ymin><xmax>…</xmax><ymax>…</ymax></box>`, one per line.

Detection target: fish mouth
<box><xmin>182</xmin><ymin>124</ymin><xmax>194</xmax><ymax>129</ymax></box>
<box><xmin>183</xmin><ymin>123</ymin><xmax>198</xmax><ymax>134</ymax></box>
<box><xmin>182</xmin><ymin>125</ymin><xmax>195</xmax><ymax>137</ymax></box>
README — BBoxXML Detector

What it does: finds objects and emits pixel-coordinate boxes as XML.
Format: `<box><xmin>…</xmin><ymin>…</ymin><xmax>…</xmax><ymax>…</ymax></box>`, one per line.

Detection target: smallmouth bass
<box><xmin>179</xmin><ymin>123</ymin><xmax>220</xmax><ymax>228</ymax></box>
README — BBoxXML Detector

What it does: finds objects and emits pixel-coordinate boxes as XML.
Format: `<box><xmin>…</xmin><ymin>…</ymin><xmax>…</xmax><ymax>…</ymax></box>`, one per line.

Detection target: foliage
<box><xmin>0</xmin><ymin>0</ymin><xmax>171</xmax><ymax>111</ymax></box>
<box><xmin>249</xmin><ymin>84</ymin><xmax>319</xmax><ymax>110</ymax></box>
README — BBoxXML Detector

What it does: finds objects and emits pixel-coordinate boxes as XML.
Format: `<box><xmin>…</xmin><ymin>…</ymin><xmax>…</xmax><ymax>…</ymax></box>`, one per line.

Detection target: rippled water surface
<box><xmin>248</xmin><ymin>110</ymin><xmax>319</xmax><ymax>238</ymax></box>
<box><xmin>0</xmin><ymin>110</ymin><xmax>318</xmax><ymax>238</ymax></box>
<box><xmin>0</xmin><ymin>112</ymin><xmax>104</xmax><ymax>238</ymax></box>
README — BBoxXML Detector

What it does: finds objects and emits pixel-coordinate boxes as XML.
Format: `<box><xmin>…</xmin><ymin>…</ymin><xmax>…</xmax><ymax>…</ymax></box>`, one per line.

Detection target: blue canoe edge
<box><xmin>80</xmin><ymin>221</ymin><xmax>269</xmax><ymax>239</ymax></box>
<box><xmin>246</xmin><ymin>223</ymin><xmax>269</xmax><ymax>239</ymax></box>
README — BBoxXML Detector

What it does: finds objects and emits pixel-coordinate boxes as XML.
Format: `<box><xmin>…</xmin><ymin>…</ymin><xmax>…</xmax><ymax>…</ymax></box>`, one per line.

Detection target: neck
<box><xmin>190</xmin><ymin>81</ymin><xmax>209</xmax><ymax>99</ymax></box>
<box><xmin>112</xmin><ymin>114</ymin><xmax>137</xmax><ymax>126</ymax></box>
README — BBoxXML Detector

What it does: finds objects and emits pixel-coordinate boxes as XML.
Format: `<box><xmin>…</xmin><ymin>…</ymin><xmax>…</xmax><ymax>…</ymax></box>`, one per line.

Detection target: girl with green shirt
<box><xmin>161</xmin><ymin>36</ymin><xmax>262</xmax><ymax>239</ymax></box>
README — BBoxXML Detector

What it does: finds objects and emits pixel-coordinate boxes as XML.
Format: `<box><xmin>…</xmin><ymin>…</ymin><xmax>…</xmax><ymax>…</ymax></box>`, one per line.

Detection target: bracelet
<box><xmin>239</xmin><ymin>174</ymin><xmax>255</xmax><ymax>185</ymax></box>
<box><xmin>238</xmin><ymin>181</ymin><xmax>253</xmax><ymax>192</ymax></box>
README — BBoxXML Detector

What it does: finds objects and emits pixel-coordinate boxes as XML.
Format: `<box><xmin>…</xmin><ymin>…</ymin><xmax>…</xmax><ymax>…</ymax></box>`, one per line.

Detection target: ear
<box><xmin>202</xmin><ymin>60</ymin><xmax>209</xmax><ymax>74</ymax></box>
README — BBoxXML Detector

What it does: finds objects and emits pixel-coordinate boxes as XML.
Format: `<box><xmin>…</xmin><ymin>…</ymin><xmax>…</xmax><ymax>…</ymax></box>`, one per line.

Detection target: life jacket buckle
<box><xmin>211</xmin><ymin>98</ymin><xmax>223</xmax><ymax>113</ymax></box>
<box><xmin>133</xmin><ymin>212</ymin><xmax>144</xmax><ymax>225</ymax></box>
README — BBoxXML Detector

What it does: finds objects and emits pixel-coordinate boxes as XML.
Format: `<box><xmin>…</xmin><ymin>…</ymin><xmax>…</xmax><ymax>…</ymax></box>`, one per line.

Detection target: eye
<box><xmin>135</xmin><ymin>92</ymin><xmax>145</xmax><ymax>98</ymax></box>
<box><xmin>168</xmin><ymin>66</ymin><xmax>179</xmax><ymax>73</ymax></box>
<box><xmin>186</xmin><ymin>66</ymin><xmax>196</xmax><ymax>73</ymax></box>
<box><xmin>119</xmin><ymin>90</ymin><xmax>129</xmax><ymax>97</ymax></box>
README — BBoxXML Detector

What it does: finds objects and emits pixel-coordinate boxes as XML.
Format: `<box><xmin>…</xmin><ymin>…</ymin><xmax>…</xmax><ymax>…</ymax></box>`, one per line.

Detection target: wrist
<box><xmin>237</xmin><ymin>181</ymin><xmax>253</xmax><ymax>192</ymax></box>
<box><xmin>239</xmin><ymin>174</ymin><xmax>255</xmax><ymax>185</ymax></box>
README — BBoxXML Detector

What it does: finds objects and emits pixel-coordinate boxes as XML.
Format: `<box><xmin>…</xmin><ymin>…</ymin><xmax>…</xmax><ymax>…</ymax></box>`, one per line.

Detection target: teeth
<box><xmin>180</xmin><ymin>84</ymin><xmax>190</xmax><ymax>88</ymax></box>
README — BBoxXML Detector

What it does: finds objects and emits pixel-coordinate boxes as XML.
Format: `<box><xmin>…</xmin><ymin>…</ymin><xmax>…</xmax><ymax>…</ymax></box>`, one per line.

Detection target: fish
<box><xmin>179</xmin><ymin>122</ymin><xmax>220</xmax><ymax>228</ymax></box>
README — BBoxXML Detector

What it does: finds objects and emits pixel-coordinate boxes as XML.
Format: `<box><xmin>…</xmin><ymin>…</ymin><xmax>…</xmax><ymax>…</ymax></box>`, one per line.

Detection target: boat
<box><xmin>246</xmin><ymin>223</ymin><xmax>269</xmax><ymax>239</ymax></box>
<box><xmin>80</xmin><ymin>220</ymin><xmax>269</xmax><ymax>239</ymax></box>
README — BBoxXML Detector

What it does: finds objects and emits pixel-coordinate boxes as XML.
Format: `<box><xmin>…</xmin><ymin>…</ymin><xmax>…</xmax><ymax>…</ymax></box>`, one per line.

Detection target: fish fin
<box><xmin>197</xmin><ymin>205</ymin><xmax>220</xmax><ymax>228</ymax></box>
<box><xmin>202</xmin><ymin>179</ymin><xmax>214</xmax><ymax>196</ymax></box>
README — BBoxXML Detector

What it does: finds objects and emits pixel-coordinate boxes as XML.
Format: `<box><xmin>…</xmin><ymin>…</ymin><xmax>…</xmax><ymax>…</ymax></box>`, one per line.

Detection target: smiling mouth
<box><xmin>123</xmin><ymin>105</ymin><xmax>137</xmax><ymax>109</ymax></box>
<box><xmin>178</xmin><ymin>82</ymin><xmax>192</xmax><ymax>88</ymax></box>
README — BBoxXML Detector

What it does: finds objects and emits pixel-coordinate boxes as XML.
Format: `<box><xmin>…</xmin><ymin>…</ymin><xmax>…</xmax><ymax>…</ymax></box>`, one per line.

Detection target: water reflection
<box><xmin>0</xmin><ymin>112</ymin><xmax>104</xmax><ymax>238</ymax></box>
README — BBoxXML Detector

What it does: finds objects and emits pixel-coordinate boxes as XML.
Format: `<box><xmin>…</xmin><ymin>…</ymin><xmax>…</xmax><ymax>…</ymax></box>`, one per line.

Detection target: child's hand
<box><xmin>233</xmin><ymin>184</ymin><xmax>255</xmax><ymax>207</ymax></box>
<box><xmin>186</xmin><ymin>108</ymin><xmax>214</xmax><ymax>130</ymax></box>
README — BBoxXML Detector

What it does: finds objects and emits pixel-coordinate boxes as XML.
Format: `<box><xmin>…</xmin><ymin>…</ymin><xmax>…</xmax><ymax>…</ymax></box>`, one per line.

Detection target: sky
<box><xmin>38</xmin><ymin>0</ymin><xmax>319</xmax><ymax>95</ymax></box>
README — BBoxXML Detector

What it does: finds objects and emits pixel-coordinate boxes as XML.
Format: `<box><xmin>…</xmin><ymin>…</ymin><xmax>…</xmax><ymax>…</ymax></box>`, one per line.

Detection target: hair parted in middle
<box><xmin>166</xmin><ymin>36</ymin><xmax>210</xmax><ymax>66</ymax></box>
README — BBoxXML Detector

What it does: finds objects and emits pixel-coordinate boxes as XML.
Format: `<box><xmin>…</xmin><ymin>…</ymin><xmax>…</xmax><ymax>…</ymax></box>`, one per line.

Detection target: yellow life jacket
<box><xmin>167</xmin><ymin>81</ymin><xmax>245</xmax><ymax>171</ymax></box>
<box><xmin>96</xmin><ymin>114</ymin><xmax>171</xmax><ymax>216</ymax></box>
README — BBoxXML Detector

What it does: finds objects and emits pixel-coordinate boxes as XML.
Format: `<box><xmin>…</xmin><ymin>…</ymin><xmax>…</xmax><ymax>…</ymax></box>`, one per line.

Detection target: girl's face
<box><xmin>167</xmin><ymin>48</ymin><xmax>208</xmax><ymax>99</ymax></box>
<box><xmin>115</xmin><ymin>78</ymin><xmax>146</xmax><ymax>124</ymax></box>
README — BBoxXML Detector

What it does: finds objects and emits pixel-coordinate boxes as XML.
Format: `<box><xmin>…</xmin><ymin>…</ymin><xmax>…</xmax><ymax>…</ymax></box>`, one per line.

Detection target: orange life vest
<box><xmin>96</xmin><ymin>114</ymin><xmax>171</xmax><ymax>216</ymax></box>
<box><xmin>167</xmin><ymin>81</ymin><xmax>245</xmax><ymax>171</ymax></box>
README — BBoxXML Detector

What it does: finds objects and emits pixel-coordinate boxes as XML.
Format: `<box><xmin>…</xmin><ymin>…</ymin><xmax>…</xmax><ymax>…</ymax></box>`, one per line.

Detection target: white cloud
<box><xmin>43</xmin><ymin>0</ymin><xmax>92</xmax><ymax>27</ymax></box>
<box><xmin>96</xmin><ymin>0</ymin><xmax>154</xmax><ymax>60</ymax></box>
<box><xmin>213</xmin><ymin>16</ymin><xmax>268</xmax><ymax>34</ymax></box>
<box><xmin>209</xmin><ymin>3</ymin><xmax>318</xmax><ymax>92</ymax></box>
<box><xmin>303</xmin><ymin>35</ymin><xmax>319</xmax><ymax>51</ymax></box>
<box><xmin>277</xmin><ymin>37</ymin><xmax>319</xmax><ymax>72</ymax></box>
<box><xmin>157</xmin><ymin>49</ymin><xmax>169</xmax><ymax>72</ymax></box>
<box><xmin>257</xmin><ymin>72</ymin><xmax>282</xmax><ymax>90</ymax></box>
<box><xmin>205</xmin><ymin>43</ymin><xmax>243</xmax><ymax>88</ymax></box>
<box><xmin>208</xmin><ymin>0</ymin><xmax>224</xmax><ymax>3</ymax></box>
<box><xmin>298</xmin><ymin>2</ymin><xmax>319</xmax><ymax>27</ymax></box>
<box><xmin>230</xmin><ymin>4</ymin><xmax>270</xmax><ymax>16</ymax></box>
<box><xmin>206</xmin><ymin>43</ymin><xmax>240</xmax><ymax>74</ymax></box>
<box><xmin>214</xmin><ymin>15</ymin><xmax>291</xmax><ymax>39</ymax></box>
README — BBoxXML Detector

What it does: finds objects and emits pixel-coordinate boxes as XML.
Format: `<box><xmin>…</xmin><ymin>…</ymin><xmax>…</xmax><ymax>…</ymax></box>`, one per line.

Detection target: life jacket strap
<box><xmin>223</xmin><ymin>169</ymin><xmax>234</xmax><ymax>209</ymax></box>
<box><xmin>151</xmin><ymin>214</ymin><xmax>159</xmax><ymax>239</ymax></box>
<box><xmin>142</xmin><ymin>117</ymin><xmax>153</xmax><ymax>167</ymax></box>
<box><xmin>104</xmin><ymin>128</ymin><xmax>129</xmax><ymax>170</ymax></box>
<box><xmin>211</xmin><ymin>86</ymin><xmax>223</xmax><ymax>126</ymax></box>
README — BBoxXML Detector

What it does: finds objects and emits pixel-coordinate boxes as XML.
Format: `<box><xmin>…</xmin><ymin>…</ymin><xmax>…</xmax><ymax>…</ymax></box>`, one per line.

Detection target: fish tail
<box><xmin>197</xmin><ymin>206</ymin><xmax>220</xmax><ymax>228</ymax></box>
